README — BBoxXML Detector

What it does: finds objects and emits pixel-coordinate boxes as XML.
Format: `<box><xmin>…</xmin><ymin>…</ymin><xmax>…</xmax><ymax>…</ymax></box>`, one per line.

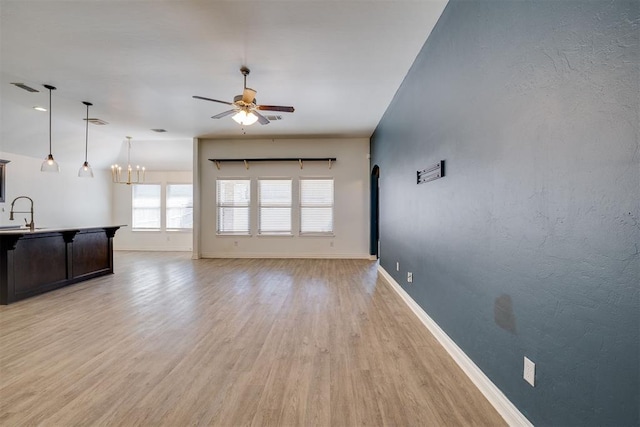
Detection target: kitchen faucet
<box><xmin>9</xmin><ymin>196</ymin><xmax>35</xmax><ymax>231</ymax></box>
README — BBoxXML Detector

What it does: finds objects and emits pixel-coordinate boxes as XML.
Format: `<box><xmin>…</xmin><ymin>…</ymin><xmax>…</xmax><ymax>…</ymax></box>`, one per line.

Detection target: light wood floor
<box><xmin>0</xmin><ymin>252</ymin><xmax>505</xmax><ymax>426</ymax></box>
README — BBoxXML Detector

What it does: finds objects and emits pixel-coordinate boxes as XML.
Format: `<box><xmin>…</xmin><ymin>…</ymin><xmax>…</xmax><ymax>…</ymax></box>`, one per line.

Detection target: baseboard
<box><xmin>378</xmin><ymin>266</ymin><xmax>532</xmax><ymax>427</ymax></box>
<box><xmin>114</xmin><ymin>247</ymin><xmax>193</xmax><ymax>252</ymax></box>
<box><xmin>200</xmin><ymin>252</ymin><xmax>373</xmax><ymax>259</ymax></box>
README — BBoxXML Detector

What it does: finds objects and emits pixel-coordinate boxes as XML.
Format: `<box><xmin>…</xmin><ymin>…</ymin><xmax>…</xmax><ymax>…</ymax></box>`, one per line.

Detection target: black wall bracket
<box><xmin>417</xmin><ymin>160</ymin><xmax>445</xmax><ymax>184</ymax></box>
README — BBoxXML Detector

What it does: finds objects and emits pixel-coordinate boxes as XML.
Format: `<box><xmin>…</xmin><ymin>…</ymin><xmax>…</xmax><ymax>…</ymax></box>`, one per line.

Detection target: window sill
<box><xmin>299</xmin><ymin>233</ymin><xmax>335</xmax><ymax>237</ymax></box>
<box><xmin>216</xmin><ymin>233</ymin><xmax>252</xmax><ymax>237</ymax></box>
<box><xmin>257</xmin><ymin>233</ymin><xmax>294</xmax><ymax>238</ymax></box>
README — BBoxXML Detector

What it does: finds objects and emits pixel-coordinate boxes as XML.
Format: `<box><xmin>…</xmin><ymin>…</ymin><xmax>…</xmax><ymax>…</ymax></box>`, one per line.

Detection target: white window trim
<box><xmin>132</xmin><ymin>182</ymin><xmax>193</xmax><ymax>232</ymax></box>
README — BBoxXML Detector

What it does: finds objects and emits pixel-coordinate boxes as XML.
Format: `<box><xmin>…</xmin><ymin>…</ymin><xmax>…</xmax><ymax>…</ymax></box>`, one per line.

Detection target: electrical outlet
<box><xmin>524</xmin><ymin>357</ymin><xmax>535</xmax><ymax>386</ymax></box>
<box><xmin>396</xmin><ymin>262</ymin><xmax>400</xmax><ymax>271</ymax></box>
<box><xmin>407</xmin><ymin>272</ymin><xmax>413</xmax><ymax>283</ymax></box>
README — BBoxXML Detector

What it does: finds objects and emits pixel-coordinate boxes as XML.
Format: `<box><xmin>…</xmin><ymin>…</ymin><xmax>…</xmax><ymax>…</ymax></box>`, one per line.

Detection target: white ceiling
<box><xmin>0</xmin><ymin>0</ymin><xmax>447</xmax><ymax>170</ymax></box>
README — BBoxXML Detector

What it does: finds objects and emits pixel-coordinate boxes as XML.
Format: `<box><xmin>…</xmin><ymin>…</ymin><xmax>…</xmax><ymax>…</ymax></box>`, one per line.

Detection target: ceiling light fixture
<box><xmin>33</xmin><ymin>106</ymin><xmax>47</xmax><ymax>112</ymax></box>
<box><xmin>40</xmin><ymin>84</ymin><xmax>60</xmax><ymax>173</ymax></box>
<box><xmin>78</xmin><ymin>101</ymin><xmax>94</xmax><ymax>178</ymax></box>
<box><xmin>232</xmin><ymin>109</ymin><xmax>259</xmax><ymax>126</ymax></box>
<box><xmin>111</xmin><ymin>136</ymin><xmax>145</xmax><ymax>185</ymax></box>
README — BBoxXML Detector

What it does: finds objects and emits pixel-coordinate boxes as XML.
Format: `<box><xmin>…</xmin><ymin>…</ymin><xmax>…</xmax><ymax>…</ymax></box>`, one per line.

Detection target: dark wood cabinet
<box><xmin>0</xmin><ymin>226</ymin><xmax>120</xmax><ymax>304</ymax></box>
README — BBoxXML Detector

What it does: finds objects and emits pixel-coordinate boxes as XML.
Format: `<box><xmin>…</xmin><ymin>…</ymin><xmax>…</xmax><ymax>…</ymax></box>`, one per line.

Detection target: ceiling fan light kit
<box><xmin>232</xmin><ymin>110</ymin><xmax>259</xmax><ymax>126</ymax></box>
<box><xmin>193</xmin><ymin>66</ymin><xmax>295</xmax><ymax>126</ymax></box>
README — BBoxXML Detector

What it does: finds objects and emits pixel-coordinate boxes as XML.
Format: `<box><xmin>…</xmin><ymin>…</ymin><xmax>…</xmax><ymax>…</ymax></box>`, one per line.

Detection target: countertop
<box><xmin>0</xmin><ymin>225</ymin><xmax>126</xmax><ymax>235</ymax></box>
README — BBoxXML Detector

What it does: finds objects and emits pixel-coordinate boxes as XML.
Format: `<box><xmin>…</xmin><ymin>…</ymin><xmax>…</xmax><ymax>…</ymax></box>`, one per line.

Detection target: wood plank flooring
<box><xmin>0</xmin><ymin>252</ymin><xmax>506</xmax><ymax>426</ymax></box>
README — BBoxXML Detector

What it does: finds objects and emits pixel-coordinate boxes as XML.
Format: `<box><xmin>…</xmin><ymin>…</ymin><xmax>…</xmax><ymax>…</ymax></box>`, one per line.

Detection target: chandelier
<box><xmin>111</xmin><ymin>136</ymin><xmax>145</xmax><ymax>185</ymax></box>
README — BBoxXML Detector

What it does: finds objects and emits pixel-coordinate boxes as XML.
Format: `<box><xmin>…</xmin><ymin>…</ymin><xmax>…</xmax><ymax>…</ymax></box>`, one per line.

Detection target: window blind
<box><xmin>216</xmin><ymin>179</ymin><xmax>251</xmax><ymax>234</ymax></box>
<box><xmin>166</xmin><ymin>184</ymin><xmax>193</xmax><ymax>230</ymax></box>
<box><xmin>132</xmin><ymin>184</ymin><xmax>161</xmax><ymax>229</ymax></box>
<box><xmin>258</xmin><ymin>179</ymin><xmax>292</xmax><ymax>234</ymax></box>
<box><xmin>300</xmin><ymin>179</ymin><xmax>333</xmax><ymax>234</ymax></box>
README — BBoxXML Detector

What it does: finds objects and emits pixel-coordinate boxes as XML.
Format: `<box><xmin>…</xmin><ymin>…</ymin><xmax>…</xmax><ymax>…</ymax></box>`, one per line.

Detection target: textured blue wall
<box><xmin>371</xmin><ymin>1</ymin><xmax>639</xmax><ymax>425</ymax></box>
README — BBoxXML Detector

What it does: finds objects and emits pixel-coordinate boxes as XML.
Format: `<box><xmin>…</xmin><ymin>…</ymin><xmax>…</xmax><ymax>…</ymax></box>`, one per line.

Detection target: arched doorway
<box><xmin>370</xmin><ymin>165</ymin><xmax>380</xmax><ymax>258</ymax></box>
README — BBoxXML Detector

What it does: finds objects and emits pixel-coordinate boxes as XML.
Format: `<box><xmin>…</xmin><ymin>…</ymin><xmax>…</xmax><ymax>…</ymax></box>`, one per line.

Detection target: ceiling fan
<box><xmin>193</xmin><ymin>66</ymin><xmax>295</xmax><ymax>126</ymax></box>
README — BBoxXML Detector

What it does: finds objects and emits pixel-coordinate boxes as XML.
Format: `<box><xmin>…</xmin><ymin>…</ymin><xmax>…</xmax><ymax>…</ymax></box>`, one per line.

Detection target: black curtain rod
<box><xmin>209</xmin><ymin>157</ymin><xmax>336</xmax><ymax>162</ymax></box>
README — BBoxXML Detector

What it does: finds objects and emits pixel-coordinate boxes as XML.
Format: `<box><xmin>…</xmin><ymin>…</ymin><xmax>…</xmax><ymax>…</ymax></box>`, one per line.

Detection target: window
<box><xmin>166</xmin><ymin>184</ymin><xmax>193</xmax><ymax>230</ymax></box>
<box><xmin>217</xmin><ymin>179</ymin><xmax>251</xmax><ymax>234</ymax></box>
<box><xmin>132</xmin><ymin>184</ymin><xmax>161</xmax><ymax>230</ymax></box>
<box><xmin>258</xmin><ymin>179</ymin><xmax>292</xmax><ymax>235</ymax></box>
<box><xmin>300</xmin><ymin>178</ymin><xmax>334</xmax><ymax>234</ymax></box>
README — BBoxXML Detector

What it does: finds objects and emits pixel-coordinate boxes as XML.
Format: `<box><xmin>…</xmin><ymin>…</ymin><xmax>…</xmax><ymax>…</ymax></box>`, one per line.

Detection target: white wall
<box><xmin>0</xmin><ymin>152</ymin><xmax>111</xmax><ymax>227</ymax></box>
<box><xmin>112</xmin><ymin>170</ymin><xmax>193</xmax><ymax>251</ymax></box>
<box><xmin>197</xmin><ymin>137</ymin><xmax>370</xmax><ymax>259</ymax></box>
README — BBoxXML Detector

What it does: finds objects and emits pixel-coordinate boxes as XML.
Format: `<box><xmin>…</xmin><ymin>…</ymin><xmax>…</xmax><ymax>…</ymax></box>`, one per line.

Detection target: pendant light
<box><xmin>40</xmin><ymin>84</ymin><xmax>60</xmax><ymax>173</ymax></box>
<box><xmin>78</xmin><ymin>101</ymin><xmax>94</xmax><ymax>178</ymax></box>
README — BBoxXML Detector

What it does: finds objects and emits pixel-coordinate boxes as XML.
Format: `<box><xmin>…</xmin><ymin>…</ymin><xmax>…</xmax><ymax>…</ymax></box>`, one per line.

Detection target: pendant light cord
<box><xmin>48</xmin><ymin>87</ymin><xmax>52</xmax><ymax>156</ymax></box>
<box><xmin>85</xmin><ymin>103</ymin><xmax>89</xmax><ymax>162</ymax></box>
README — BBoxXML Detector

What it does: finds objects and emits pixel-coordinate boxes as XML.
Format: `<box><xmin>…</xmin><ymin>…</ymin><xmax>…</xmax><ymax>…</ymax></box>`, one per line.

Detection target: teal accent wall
<box><xmin>371</xmin><ymin>1</ymin><xmax>639</xmax><ymax>425</ymax></box>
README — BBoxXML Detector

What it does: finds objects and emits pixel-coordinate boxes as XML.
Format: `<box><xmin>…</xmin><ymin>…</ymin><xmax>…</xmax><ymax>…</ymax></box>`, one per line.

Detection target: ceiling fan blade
<box><xmin>253</xmin><ymin>110</ymin><xmax>270</xmax><ymax>125</ymax></box>
<box><xmin>193</xmin><ymin>95</ymin><xmax>233</xmax><ymax>105</ymax></box>
<box><xmin>242</xmin><ymin>88</ymin><xmax>257</xmax><ymax>104</ymax></box>
<box><xmin>211</xmin><ymin>109</ymin><xmax>237</xmax><ymax>119</ymax></box>
<box><xmin>256</xmin><ymin>105</ymin><xmax>295</xmax><ymax>113</ymax></box>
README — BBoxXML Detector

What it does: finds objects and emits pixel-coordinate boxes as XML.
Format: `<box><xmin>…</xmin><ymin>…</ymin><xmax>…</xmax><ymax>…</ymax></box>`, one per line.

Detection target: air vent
<box><xmin>265</xmin><ymin>115</ymin><xmax>283</xmax><ymax>121</ymax></box>
<box><xmin>84</xmin><ymin>118</ymin><xmax>109</xmax><ymax>125</ymax></box>
<box><xmin>151</xmin><ymin>128</ymin><xmax>167</xmax><ymax>133</ymax></box>
<box><xmin>11</xmin><ymin>83</ymin><xmax>39</xmax><ymax>93</ymax></box>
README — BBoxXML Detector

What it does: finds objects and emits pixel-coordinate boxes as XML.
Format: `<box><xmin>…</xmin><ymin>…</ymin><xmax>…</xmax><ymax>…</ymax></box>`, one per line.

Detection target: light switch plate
<box><xmin>524</xmin><ymin>356</ymin><xmax>535</xmax><ymax>386</ymax></box>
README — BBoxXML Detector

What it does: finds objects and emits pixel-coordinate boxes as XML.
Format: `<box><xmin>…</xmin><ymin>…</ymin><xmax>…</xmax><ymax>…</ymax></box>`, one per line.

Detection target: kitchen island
<box><xmin>0</xmin><ymin>226</ymin><xmax>121</xmax><ymax>304</ymax></box>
